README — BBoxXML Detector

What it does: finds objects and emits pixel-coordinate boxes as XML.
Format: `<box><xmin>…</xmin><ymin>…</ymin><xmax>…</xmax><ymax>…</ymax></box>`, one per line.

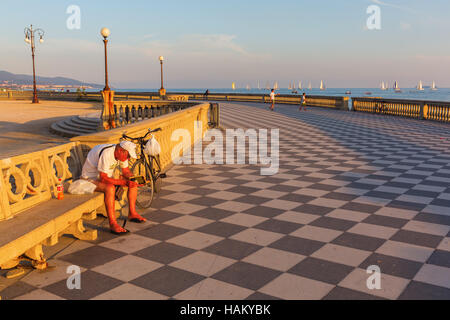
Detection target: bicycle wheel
<box><xmin>131</xmin><ymin>159</ymin><xmax>155</xmax><ymax>209</ymax></box>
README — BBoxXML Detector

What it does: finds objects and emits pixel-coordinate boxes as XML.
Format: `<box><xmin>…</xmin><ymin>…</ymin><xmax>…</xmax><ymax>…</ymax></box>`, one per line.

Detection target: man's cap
<box><xmin>119</xmin><ymin>141</ymin><xmax>137</xmax><ymax>159</ymax></box>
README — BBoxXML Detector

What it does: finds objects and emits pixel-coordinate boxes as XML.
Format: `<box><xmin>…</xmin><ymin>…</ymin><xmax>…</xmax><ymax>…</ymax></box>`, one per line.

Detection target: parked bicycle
<box><xmin>121</xmin><ymin>128</ymin><xmax>166</xmax><ymax>209</ymax></box>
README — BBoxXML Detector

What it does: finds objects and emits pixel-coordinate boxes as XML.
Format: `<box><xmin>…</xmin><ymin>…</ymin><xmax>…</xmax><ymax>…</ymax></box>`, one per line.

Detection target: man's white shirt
<box><xmin>270</xmin><ymin>92</ymin><xmax>275</xmax><ymax>100</ymax></box>
<box><xmin>81</xmin><ymin>144</ymin><xmax>129</xmax><ymax>180</ymax></box>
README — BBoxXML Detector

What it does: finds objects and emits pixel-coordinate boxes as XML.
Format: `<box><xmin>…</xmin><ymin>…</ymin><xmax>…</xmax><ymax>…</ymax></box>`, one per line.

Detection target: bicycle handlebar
<box><xmin>122</xmin><ymin>128</ymin><xmax>161</xmax><ymax>142</ymax></box>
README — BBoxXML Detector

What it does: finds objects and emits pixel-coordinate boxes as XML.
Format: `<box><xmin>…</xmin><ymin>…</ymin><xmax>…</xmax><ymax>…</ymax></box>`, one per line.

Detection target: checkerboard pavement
<box><xmin>2</xmin><ymin>101</ymin><xmax>450</xmax><ymax>300</ymax></box>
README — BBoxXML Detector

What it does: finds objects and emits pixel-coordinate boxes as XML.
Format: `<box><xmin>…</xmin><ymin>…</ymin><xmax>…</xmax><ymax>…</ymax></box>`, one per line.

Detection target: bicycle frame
<box><xmin>136</xmin><ymin>142</ymin><xmax>161</xmax><ymax>183</ymax></box>
<box><xmin>122</xmin><ymin>128</ymin><xmax>163</xmax><ymax>184</ymax></box>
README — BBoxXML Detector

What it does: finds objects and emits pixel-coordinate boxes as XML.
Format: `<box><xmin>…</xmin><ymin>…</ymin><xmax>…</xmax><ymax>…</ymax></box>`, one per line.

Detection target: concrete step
<box><xmin>71</xmin><ymin>116</ymin><xmax>99</xmax><ymax>127</ymax></box>
<box><xmin>65</xmin><ymin>118</ymin><xmax>98</xmax><ymax>131</ymax></box>
<box><xmin>76</xmin><ymin>115</ymin><xmax>101</xmax><ymax>125</ymax></box>
<box><xmin>50</xmin><ymin>116</ymin><xmax>98</xmax><ymax>138</ymax></box>
<box><xmin>59</xmin><ymin>120</ymin><xmax>95</xmax><ymax>134</ymax></box>
<box><xmin>50</xmin><ymin>122</ymin><xmax>89</xmax><ymax>138</ymax></box>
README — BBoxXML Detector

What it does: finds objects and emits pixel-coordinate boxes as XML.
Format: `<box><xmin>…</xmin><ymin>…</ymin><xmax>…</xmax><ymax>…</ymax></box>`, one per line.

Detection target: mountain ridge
<box><xmin>0</xmin><ymin>70</ymin><xmax>102</xmax><ymax>88</ymax></box>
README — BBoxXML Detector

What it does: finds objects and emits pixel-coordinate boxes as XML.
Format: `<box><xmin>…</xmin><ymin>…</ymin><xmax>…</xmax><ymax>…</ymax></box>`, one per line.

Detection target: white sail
<box><xmin>257</xmin><ymin>81</ymin><xmax>260</xmax><ymax>90</ymax></box>
<box><xmin>432</xmin><ymin>81</ymin><xmax>437</xmax><ymax>90</ymax></box>
<box><xmin>274</xmin><ymin>82</ymin><xmax>279</xmax><ymax>90</ymax></box>
<box><xmin>308</xmin><ymin>82</ymin><xmax>312</xmax><ymax>90</ymax></box>
<box><xmin>246</xmin><ymin>84</ymin><xmax>250</xmax><ymax>90</ymax></box>
<box><xmin>320</xmin><ymin>80</ymin><xmax>325</xmax><ymax>90</ymax></box>
<box><xmin>232</xmin><ymin>82</ymin><xmax>236</xmax><ymax>90</ymax></box>
<box><xmin>381</xmin><ymin>81</ymin><xmax>386</xmax><ymax>90</ymax></box>
<box><xmin>417</xmin><ymin>80</ymin><xmax>424</xmax><ymax>91</ymax></box>
<box><xmin>266</xmin><ymin>82</ymin><xmax>270</xmax><ymax>90</ymax></box>
<box><xmin>288</xmin><ymin>82</ymin><xmax>292</xmax><ymax>90</ymax></box>
<box><xmin>298</xmin><ymin>81</ymin><xmax>302</xmax><ymax>90</ymax></box>
<box><xmin>394</xmin><ymin>81</ymin><xmax>401</xmax><ymax>92</ymax></box>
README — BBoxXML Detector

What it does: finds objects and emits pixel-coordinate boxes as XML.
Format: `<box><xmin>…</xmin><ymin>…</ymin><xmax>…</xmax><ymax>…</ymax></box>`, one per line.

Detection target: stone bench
<box><xmin>0</xmin><ymin>142</ymin><xmax>124</xmax><ymax>278</ymax></box>
<box><xmin>0</xmin><ymin>194</ymin><xmax>102</xmax><ymax>274</ymax></box>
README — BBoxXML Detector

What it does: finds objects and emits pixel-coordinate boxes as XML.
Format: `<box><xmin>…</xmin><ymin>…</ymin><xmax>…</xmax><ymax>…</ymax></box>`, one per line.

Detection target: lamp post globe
<box><xmin>101</xmin><ymin>27</ymin><xmax>110</xmax><ymax>39</ymax></box>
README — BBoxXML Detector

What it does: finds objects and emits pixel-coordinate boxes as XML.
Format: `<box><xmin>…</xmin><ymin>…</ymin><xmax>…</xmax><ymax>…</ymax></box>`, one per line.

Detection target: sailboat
<box><xmin>292</xmin><ymin>81</ymin><xmax>298</xmax><ymax>94</ymax></box>
<box><xmin>232</xmin><ymin>82</ymin><xmax>236</xmax><ymax>90</ymax></box>
<box><xmin>274</xmin><ymin>82</ymin><xmax>279</xmax><ymax>90</ymax></box>
<box><xmin>257</xmin><ymin>81</ymin><xmax>260</xmax><ymax>90</ymax></box>
<box><xmin>308</xmin><ymin>82</ymin><xmax>312</xmax><ymax>90</ymax></box>
<box><xmin>393</xmin><ymin>81</ymin><xmax>401</xmax><ymax>93</ymax></box>
<box><xmin>246</xmin><ymin>84</ymin><xmax>251</xmax><ymax>91</ymax></box>
<box><xmin>298</xmin><ymin>81</ymin><xmax>302</xmax><ymax>90</ymax></box>
<box><xmin>431</xmin><ymin>81</ymin><xmax>437</xmax><ymax>91</ymax></box>
<box><xmin>288</xmin><ymin>82</ymin><xmax>292</xmax><ymax>90</ymax></box>
<box><xmin>266</xmin><ymin>82</ymin><xmax>270</xmax><ymax>90</ymax></box>
<box><xmin>320</xmin><ymin>80</ymin><xmax>325</xmax><ymax>91</ymax></box>
<box><xmin>417</xmin><ymin>80</ymin><xmax>424</xmax><ymax>91</ymax></box>
<box><xmin>381</xmin><ymin>81</ymin><xmax>387</xmax><ymax>91</ymax></box>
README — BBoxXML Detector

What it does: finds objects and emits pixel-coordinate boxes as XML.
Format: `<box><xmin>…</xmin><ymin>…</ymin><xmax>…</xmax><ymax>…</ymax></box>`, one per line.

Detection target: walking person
<box><xmin>299</xmin><ymin>92</ymin><xmax>307</xmax><ymax>111</ymax></box>
<box><xmin>270</xmin><ymin>89</ymin><xmax>278</xmax><ymax>111</ymax></box>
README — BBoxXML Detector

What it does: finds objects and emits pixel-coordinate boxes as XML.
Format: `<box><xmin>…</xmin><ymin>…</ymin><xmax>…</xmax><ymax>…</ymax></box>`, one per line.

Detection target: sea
<box><xmin>110</xmin><ymin>88</ymin><xmax>450</xmax><ymax>103</ymax></box>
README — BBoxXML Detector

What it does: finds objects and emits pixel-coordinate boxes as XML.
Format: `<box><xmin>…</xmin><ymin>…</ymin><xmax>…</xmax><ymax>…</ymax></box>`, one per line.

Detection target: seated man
<box><xmin>81</xmin><ymin>141</ymin><xmax>146</xmax><ymax>235</ymax></box>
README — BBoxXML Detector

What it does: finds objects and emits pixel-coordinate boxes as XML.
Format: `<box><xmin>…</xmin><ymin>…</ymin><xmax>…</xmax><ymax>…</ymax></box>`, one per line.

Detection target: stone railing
<box><xmin>0</xmin><ymin>142</ymin><xmax>85</xmax><ymax>221</ymax></box>
<box><xmin>2</xmin><ymin>90</ymin><xmax>347</xmax><ymax>109</ymax></box>
<box><xmin>0</xmin><ymin>90</ymin><xmax>104</xmax><ymax>102</ymax></box>
<box><xmin>0</xmin><ymin>90</ymin><xmax>33</xmax><ymax>101</ymax></box>
<box><xmin>0</xmin><ymin>90</ymin><xmax>188</xmax><ymax>103</ymax></box>
<box><xmin>178</xmin><ymin>92</ymin><xmax>349</xmax><ymax>110</ymax></box>
<box><xmin>110</xmin><ymin>100</ymin><xmax>197</xmax><ymax>129</ymax></box>
<box><xmin>352</xmin><ymin>97</ymin><xmax>450</xmax><ymax>122</ymax></box>
<box><xmin>1</xmin><ymin>90</ymin><xmax>348</xmax><ymax>110</ymax></box>
<box><xmin>72</xmin><ymin>102</ymin><xmax>214</xmax><ymax>172</ymax></box>
<box><xmin>114</xmin><ymin>94</ymin><xmax>188</xmax><ymax>101</ymax></box>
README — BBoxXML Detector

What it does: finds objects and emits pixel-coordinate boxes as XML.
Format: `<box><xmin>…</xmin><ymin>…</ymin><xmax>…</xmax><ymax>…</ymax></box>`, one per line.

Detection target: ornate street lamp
<box><xmin>101</xmin><ymin>27</ymin><xmax>111</xmax><ymax>91</ymax></box>
<box><xmin>99</xmin><ymin>27</ymin><xmax>115</xmax><ymax>130</ymax></box>
<box><xmin>159</xmin><ymin>56</ymin><xmax>166</xmax><ymax>97</ymax></box>
<box><xmin>24</xmin><ymin>25</ymin><xmax>44</xmax><ymax>104</ymax></box>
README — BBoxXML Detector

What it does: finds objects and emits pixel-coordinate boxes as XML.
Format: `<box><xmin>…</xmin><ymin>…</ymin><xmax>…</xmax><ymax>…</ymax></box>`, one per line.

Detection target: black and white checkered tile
<box><xmin>2</xmin><ymin>102</ymin><xmax>449</xmax><ymax>300</ymax></box>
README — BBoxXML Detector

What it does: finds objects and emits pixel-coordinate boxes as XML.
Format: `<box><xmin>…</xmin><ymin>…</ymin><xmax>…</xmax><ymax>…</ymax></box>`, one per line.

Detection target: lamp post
<box><xmin>159</xmin><ymin>56</ymin><xmax>166</xmax><ymax>98</ymax></box>
<box><xmin>101</xmin><ymin>27</ymin><xmax>111</xmax><ymax>91</ymax></box>
<box><xmin>24</xmin><ymin>25</ymin><xmax>44</xmax><ymax>104</ymax></box>
<box><xmin>99</xmin><ymin>27</ymin><xmax>115</xmax><ymax>130</ymax></box>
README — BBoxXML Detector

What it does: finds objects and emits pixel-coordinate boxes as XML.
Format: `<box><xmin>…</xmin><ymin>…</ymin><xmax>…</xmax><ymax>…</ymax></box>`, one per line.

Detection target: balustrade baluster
<box><xmin>138</xmin><ymin>106</ymin><xmax>143</xmax><ymax>121</ymax></box>
<box><xmin>131</xmin><ymin>106</ymin><xmax>136</xmax><ymax>123</ymax></box>
<box><xmin>119</xmin><ymin>106</ymin><xmax>124</xmax><ymax>126</ymax></box>
<box><xmin>125</xmin><ymin>105</ymin><xmax>130</xmax><ymax>124</ymax></box>
<box><xmin>113</xmin><ymin>104</ymin><xmax>118</xmax><ymax>127</ymax></box>
<box><xmin>150</xmin><ymin>106</ymin><xmax>154</xmax><ymax>118</ymax></box>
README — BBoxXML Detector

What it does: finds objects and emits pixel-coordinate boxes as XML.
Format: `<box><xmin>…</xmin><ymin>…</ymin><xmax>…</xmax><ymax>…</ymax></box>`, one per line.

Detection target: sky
<box><xmin>1</xmin><ymin>0</ymin><xmax>450</xmax><ymax>89</ymax></box>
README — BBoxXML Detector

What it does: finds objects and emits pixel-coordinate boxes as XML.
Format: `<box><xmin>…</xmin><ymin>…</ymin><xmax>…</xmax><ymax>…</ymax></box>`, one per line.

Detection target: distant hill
<box><xmin>0</xmin><ymin>70</ymin><xmax>102</xmax><ymax>88</ymax></box>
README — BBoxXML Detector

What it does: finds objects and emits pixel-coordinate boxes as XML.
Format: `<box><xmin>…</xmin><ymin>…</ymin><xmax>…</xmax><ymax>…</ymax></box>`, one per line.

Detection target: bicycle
<box><xmin>121</xmin><ymin>128</ymin><xmax>166</xmax><ymax>209</ymax></box>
